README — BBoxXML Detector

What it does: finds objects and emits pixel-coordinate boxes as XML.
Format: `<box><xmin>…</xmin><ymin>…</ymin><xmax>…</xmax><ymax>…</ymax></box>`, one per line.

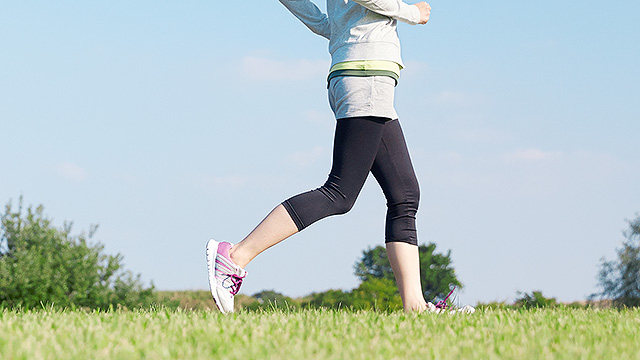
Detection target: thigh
<box><xmin>370</xmin><ymin>119</ymin><xmax>419</xmax><ymax>203</ymax></box>
<box><xmin>282</xmin><ymin>116</ymin><xmax>389</xmax><ymax>230</ymax></box>
<box><xmin>328</xmin><ymin>116</ymin><xmax>387</xmax><ymax>198</ymax></box>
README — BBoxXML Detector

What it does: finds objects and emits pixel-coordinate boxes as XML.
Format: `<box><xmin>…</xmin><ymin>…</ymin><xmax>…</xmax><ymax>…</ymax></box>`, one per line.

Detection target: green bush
<box><xmin>302</xmin><ymin>278</ymin><xmax>402</xmax><ymax>312</ymax></box>
<box><xmin>303</xmin><ymin>289</ymin><xmax>353</xmax><ymax>310</ymax></box>
<box><xmin>514</xmin><ymin>290</ymin><xmax>557</xmax><ymax>309</ymax></box>
<box><xmin>0</xmin><ymin>198</ymin><xmax>155</xmax><ymax>310</ymax></box>
<box><xmin>243</xmin><ymin>290</ymin><xmax>301</xmax><ymax>311</ymax></box>
<box><xmin>475</xmin><ymin>300</ymin><xmax>513</xmax><ymax>311</ymax></box>
<box><xmin>350</xmin><ymin>277</ymin><xmax>403</xmax><ymax>311</ymax></box>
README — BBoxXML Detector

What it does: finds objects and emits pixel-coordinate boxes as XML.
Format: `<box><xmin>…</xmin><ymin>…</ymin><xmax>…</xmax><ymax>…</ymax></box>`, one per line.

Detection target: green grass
<box><xmin>1</xmin><ymin>307</ymin><xmax>639</xmax><ymax>359</ymax></box>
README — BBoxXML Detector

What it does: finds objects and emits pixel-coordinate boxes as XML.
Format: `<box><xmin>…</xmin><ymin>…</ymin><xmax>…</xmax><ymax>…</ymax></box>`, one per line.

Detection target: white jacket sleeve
<box><xmin>351</xmin><ymin>0</ymin><xmax>421</xmax><ymax>25</ymax></box>
<box><xmin>279</xmin><ymin>0</ymin><xmax>331</xmax><ymax>40</ymax></box>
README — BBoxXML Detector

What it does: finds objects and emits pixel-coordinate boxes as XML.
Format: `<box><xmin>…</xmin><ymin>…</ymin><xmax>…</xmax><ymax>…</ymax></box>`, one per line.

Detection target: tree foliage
<box><xmin>594</xmin><ymin>215</ymin><xmax>640</xmax><ymax>308</ymax></box>
<box><xmin>354</xmin><ymin>246</ymin><xmax>394</xmax><ymax>282</ymax></box>
<box><xmin>0</xmin><ymin>198</ymin><xmax>155</xmax><ymax>309</ymax></box>
<box><xmin>354</xmin><ymin>243</ymin><xmax>462</xmax><ymax>302</ymax></box>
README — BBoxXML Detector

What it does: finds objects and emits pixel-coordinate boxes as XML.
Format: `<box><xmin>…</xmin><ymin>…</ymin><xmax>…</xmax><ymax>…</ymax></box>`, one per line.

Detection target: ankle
<box><xmin>403</xmin><ymin>301</ymin><xmax>428</xmax><ymax>313</ymax></box>
<box><xmin>401</xmin><ymin>294</ymin><xmax>428</xmax><ymax>313</ymax></box>
<box><xmin>229</xmin><ymin>245</ymin><xmax>248</xmax><ymax>269</ymax></box>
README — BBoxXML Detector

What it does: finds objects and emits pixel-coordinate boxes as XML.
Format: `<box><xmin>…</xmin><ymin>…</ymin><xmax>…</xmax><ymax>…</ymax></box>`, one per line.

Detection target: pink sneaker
<box><xmin>206</xmin><ymin>239</ymin><xmax>247</xmax><ymax>313</ymax></box>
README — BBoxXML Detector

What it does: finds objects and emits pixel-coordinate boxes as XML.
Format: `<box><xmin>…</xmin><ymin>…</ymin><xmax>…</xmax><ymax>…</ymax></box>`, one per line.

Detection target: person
<box><xmin>207</xmin><ymin>0</ymin><xmax>435</xmax><ymax>314</ymax></box>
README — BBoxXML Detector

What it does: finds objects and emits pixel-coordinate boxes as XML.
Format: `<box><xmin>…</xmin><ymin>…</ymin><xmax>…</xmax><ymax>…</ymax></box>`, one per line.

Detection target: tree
<box><xmin>0</xmin><ymin>198</ymin><xmax>155</xmax><ymax>309</ymax></box>
<box><xmin>594</xmin><ymin>215</ymin><xmax>640</xmax><ymax>307</ymax></box>
<box><xmin>354</xmin><ymin>246</ymin><xmax>394</xmax><ymax>282</ymax></box>
<box><xmin>354</xmin><ymin>243</ymin><xmax>462</xmax><ymax>302</ymax></box>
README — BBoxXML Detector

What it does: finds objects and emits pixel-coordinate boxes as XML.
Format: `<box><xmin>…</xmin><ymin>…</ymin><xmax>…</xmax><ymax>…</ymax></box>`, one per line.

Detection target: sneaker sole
<box><xmin>206</xmin><ymin>239</ymin><xmax>225</xmax><ymax>313</ymax></box>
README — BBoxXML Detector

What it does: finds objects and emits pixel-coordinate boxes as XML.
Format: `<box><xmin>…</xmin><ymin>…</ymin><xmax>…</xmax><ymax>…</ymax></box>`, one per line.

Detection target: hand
<box><xmin>414</xmin><ymin>2</ymin><xmax>431</xmax><ymax>25</ymax></box>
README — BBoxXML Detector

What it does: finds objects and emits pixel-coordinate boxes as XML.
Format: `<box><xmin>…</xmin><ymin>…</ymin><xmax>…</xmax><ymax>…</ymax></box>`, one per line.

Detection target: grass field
<box><xmin>1</xmin><ymin>307</ymin><xmax>639</xmax><ymax>359</ymax></box>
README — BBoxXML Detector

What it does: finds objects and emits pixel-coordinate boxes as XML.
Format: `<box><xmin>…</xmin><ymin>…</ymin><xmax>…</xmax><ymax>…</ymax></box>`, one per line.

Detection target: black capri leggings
<box><xmin>282</xmin><ymin>116</ymin><xmax>420</xmax><ymax>245</ymax></box>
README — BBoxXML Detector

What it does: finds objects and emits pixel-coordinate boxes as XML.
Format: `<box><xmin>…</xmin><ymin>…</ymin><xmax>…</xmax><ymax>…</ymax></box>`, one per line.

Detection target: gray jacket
<box><xmin>279</xmin><ymin>0</ymin><xmax>421</xmax><ymax>68</ymax></box>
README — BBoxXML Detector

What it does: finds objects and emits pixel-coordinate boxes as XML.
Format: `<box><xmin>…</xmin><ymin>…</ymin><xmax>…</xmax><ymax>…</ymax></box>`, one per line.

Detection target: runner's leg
<box><xmin>230</xmin><ymin>117</ymin><xmax>387</xmax><ymax>268</ymax></box>
<box><xmin>370</xmin><ymin>119</ymin><xmax>426</xmax><ymax>311</ymax></box>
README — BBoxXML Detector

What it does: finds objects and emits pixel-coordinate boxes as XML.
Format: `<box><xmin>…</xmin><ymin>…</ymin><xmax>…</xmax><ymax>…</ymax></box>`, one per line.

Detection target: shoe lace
<box><xmin>226</xmin><ymin>273</ymin><xmax>246</xmax><ymax>296</ymax></box>
<box><xmin>435</xmin><ymin>286</ymin><xmax>456</xmax><ymax>310</ymax></box>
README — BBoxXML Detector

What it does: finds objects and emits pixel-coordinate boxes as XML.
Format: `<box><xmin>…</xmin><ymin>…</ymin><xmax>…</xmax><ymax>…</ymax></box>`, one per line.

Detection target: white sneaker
<box><xmin>426</xmin><ymin>286</ymin><xmax>476</xmax><ymax>315</ymax></box>
<box><xmin>206</xmin><ymin>239</ymin><xmax>247</xmax><ymax>313</ymax></box>
<box><xmin>456</xmin><ymin>305</ymin><xmax>476</xmax><ymax>314</ymax></box>
<box><xmin>426</xmin><ymin>302</ymin><xmax>476</xmax><ymax>314</ymax></box>
<box><xmin>426</xmin><ymin>302</ymin><xmax>442</xmax><ymax>313</ymax></box>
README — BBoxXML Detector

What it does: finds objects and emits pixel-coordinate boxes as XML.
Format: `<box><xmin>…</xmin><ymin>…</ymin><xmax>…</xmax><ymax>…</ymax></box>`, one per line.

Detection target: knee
<box><xmin>388</xmin><ymin>182</ymin><xmax>420</xmax><ymax>214</ymax></box>
<box><xmin>332</xmin><ymin>196</ymin><xmax>357</xmax><ymax>215</ymax></box>
<box><xmin>318</xmin><ymin>178</ymin><xmax>358</xmax><ymax>216</ymax></box>
<box><xmin>403</xmin><ymin>179</ymin><xmax>420</xmax><ymax>211</ymax></box>
<box><xmin>399</xmin><ymin>193</ymin><xmax>419</xmax><ymax>214</ymax></box>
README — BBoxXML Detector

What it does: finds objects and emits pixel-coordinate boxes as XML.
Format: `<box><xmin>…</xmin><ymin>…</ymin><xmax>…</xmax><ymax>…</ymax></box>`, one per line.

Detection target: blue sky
<box><xmin>1</xmin><ymin>0</ymin><xmax>639</xmax><ymax>304</ymax></box>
